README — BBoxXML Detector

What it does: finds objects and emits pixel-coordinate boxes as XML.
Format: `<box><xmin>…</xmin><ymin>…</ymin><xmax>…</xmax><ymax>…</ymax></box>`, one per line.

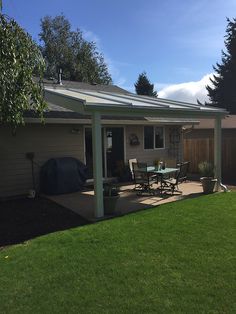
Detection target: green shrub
<box><xmin>198</xmin><ymin>161</ymin><xmax>215</xmax><ymax>177</ymax></box>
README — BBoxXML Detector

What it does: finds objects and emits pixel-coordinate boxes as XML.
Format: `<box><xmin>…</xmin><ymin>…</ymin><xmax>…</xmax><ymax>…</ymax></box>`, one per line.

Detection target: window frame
<box><xmin>143</xmin><ymin>125</ymin><xmax>165</xmax><ymax>150</ymax></box>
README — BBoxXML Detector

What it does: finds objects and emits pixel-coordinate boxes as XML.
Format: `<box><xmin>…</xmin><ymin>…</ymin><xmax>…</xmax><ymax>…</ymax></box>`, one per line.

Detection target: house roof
<box><xmin>43</xmin><ymin>79</ymin><xmax>128</xmax><ymax>94</ymax></box>
<box><xmin>44</xmin><ymin>86</ymin><xmax>227</xmax><ymax>119</ymax></box>
<box><xmin>194</xmin><ymin>115</ymin><xmax>236</xmax><ymax>129</ymax></box>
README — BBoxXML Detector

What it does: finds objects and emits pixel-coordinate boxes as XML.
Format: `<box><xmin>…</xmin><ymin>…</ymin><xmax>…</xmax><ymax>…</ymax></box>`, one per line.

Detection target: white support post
<box><xmin>214</xmin><ymin>116</ymin><xmax>222</xmax><ymax>191</ymax></box>
<box><xmin>92</xmin><ymin>111</ymin><xmax>104</xmax><ymax>218</ymax></box>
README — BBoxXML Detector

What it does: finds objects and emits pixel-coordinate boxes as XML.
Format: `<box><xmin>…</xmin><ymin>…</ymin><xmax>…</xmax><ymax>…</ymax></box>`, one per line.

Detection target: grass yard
<box><xmin>0</xmin><ymin>193</ymin><xmax>235</xmax><ymax>314</ymax></box>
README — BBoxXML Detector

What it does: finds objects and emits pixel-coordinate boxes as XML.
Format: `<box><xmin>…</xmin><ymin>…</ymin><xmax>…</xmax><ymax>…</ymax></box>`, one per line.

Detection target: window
<box><xmin>144</xmin><ymin>126</ymin><xmax>154</xmax><ymax>149</ymax></box>
<box><xmin>155</xmin><ymin>127</ymin><xmax>164</xmax><ymax>148</ymax></box>
<box><xmin>144</xmin><ymin>126</ymin><xmax>165</xmax><ymax>149</ymax></box>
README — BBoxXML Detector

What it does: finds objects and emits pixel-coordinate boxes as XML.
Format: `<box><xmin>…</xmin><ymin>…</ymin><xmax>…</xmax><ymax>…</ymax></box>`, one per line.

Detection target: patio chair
<box><xmin>128</xmin><ymin>158</ymin><xmax>137</xmax><ymax>180</ymax></box>
<box><xmin>162</xmin><ymin>161</ymin><xmax>190</xmax><ymax>194</ymax></box>
<box><xmin>132</xmin><ymin>162</ymin><xmax>157</xmax><ymax>195</ymax></box>
<box><xmin>176</xmin><ymin>161</ymin><xmax>190</xmax><ymax>183</ymax></box>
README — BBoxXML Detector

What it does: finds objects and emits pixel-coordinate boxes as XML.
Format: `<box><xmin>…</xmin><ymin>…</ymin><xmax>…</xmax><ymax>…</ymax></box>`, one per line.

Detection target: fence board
<box><xmin>184</xmin><ymin>137</ymin><xmax>236</xmax><ymax>182</ymax></box>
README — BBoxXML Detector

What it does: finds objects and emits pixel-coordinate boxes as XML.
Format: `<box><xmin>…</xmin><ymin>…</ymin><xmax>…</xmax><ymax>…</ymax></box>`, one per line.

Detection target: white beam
<box><xmin>92</xmin><ymin>111</ymin><xmax>104</xmax><ymax>218</ymax></box>
<box><xmin>214</xmin><ymin>116</ymin><xmax>222</xmax><ymax>191</ymax></box>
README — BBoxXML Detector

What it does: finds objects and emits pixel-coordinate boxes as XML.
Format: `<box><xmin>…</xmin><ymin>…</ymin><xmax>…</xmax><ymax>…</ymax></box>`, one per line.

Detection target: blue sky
<box><xmin>3</xmin><ymin>0</ymin><xmax>236</xmax><ymax>102</ymax></box>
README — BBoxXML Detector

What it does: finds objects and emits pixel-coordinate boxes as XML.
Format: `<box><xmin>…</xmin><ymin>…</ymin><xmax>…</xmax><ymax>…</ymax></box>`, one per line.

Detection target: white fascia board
<box><xmin>24</xmin><ymin>118</ymin><xmax>199</xmax><ymax>125</ymax></box>
<box><xmin>84</xmin><ymin>103</ymin><xmax>228</xmax><ymax>119</ymax></box>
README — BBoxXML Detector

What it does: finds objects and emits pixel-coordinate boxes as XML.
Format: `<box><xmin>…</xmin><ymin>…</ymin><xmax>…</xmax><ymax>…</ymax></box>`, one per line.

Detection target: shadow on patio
<box><xmin>46</xmin><ymin>181</ymin><xmax>203</xmax><ymax>221</ymax></box>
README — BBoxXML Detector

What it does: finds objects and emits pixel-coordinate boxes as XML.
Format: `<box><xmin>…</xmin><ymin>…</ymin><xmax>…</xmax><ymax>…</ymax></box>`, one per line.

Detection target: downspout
<box><xmin>214</xmin><ymin>116</ymin><xmax>229</xmax><ymax>192</ymax></box>
<box><xmin>220</xmin><ymin>182</ymin><xmax>230</xmax><ymax>192</ymax></box>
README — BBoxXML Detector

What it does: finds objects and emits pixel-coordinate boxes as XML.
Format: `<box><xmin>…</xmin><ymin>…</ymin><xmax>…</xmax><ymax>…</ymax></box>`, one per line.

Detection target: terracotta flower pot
<box><xmin>200</xmin><ymin>177</ymin><xmax>217</xmax><ymax>194</ymax></box>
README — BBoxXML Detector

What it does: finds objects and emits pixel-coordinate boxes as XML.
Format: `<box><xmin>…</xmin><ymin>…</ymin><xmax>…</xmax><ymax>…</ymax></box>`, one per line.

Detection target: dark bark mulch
<box><xmin>0</xmin><ymin>197</ymin><xmax>88</xmax><ymax>248</ymax></box>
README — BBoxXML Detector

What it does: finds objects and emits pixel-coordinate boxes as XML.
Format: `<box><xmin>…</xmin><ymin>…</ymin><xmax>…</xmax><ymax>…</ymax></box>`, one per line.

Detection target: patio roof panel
<box><xmin>45</xmin><ymin>87</ymin><xmax>227</xmax><ymax>117</ymax></box>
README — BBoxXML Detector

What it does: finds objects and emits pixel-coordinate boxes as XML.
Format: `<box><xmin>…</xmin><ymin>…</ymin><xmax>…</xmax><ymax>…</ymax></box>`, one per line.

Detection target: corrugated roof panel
<box><xmin>46</xmin><ymin>88</ymin><xmax>124</xmax><ymax>105</ymax></box>
<box><xmin>101</xmin><ymin>91</ymin><xmax>225</xmax><ymax>113</ymax></box>
<box><xmin>69</xmin><ymin>89</ymin><xmax>132</xmax><ymax>106</ymax></box>
<box><xmin>100</xmin><ymin>91</ymin><xmax>193</xmax><ymax>108</ymax></box>
<box><xmin>45</xmin><ymin>87</ymin><xmax>227</xmax><ymax>115</ymax></box>
<box><xmin>73</xmin><ymin>90</ymin><xmax>169</xmax><ymax>109</ymax></box>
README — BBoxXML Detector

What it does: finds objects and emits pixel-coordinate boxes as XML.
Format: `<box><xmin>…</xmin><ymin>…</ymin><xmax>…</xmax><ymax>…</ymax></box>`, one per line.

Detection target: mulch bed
<box><xmin>0</xmin><ymin>197</ymin><xmax>88</xmax><ymax>248</ymax></box>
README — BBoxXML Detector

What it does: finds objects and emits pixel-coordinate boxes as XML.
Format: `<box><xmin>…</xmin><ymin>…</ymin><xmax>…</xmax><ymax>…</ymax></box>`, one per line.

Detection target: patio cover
<box><xmin>44</xmin><ymin>87</ymin><xmax>228</xmax><ymax>218</ymax></box>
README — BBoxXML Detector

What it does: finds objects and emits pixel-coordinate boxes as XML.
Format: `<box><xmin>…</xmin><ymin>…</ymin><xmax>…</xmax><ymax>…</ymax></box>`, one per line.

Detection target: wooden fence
<box><xmin>184</xmin><ymin>137</ymin><xmax>236</xmax><ymax>182</ymax></box>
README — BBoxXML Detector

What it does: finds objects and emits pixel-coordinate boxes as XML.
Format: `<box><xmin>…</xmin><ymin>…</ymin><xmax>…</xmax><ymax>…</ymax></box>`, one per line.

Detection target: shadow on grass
<box><xmin>0</xmin><ymin>197</ymin><xmax>88</xmax><ymax>248</ymax></box>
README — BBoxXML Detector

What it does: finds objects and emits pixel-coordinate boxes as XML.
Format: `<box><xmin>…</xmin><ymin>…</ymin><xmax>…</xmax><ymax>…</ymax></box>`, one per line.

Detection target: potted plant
<box><xmin>103</xmin><ymin>184</ymin><xmax>120</xmax><ymax>215</ymax></box>
<box><xmin>198</xmin><ymin>161</ymin><xmax>217</xmax><ymax>194</ymax></box>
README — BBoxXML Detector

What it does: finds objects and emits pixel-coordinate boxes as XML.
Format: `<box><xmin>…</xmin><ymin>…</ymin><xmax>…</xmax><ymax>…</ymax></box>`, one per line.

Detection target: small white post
<box><xmin>214</xmin><ymin>116</ymin><xmax>222</xmax><ymax>191</ymax></box>
<box><xmin>92</xmin><ymin>111</ymin><xmax>104</xmax><ymax>218</ymax></box>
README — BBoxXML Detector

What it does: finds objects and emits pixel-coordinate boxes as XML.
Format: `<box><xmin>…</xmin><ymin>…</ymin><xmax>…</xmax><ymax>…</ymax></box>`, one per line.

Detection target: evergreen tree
<box><xmin>206</xmin><ymin>18</ymin><xmax>236</xmax><ymax>113</ymax></box>
<box><xmin>39</xmin><ymin>15</ymin><xmax>112</xmax><ymax>84</ymax></box>
<box><xmin>134</xmin><ymin>72</ymin><xmax>157</xmax><ymax>97</ymax></box>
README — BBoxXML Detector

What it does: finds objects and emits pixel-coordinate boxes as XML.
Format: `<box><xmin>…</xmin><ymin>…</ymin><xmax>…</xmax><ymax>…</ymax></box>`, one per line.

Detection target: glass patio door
<box><xmin>85</xmin><ymin>127</ymin><xmax>124</xmax><ymax>179</ymax></box>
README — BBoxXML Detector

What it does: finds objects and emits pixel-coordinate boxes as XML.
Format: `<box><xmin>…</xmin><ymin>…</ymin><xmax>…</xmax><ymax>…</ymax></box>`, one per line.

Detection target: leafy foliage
<box><xmin>206</xmin><ymin>18</ymin><xmax>236</xmax><ymax>113</ymax></box>
<box><xmin>134</xmin><ymin>72</ymin><xmax>157</xmax><ymax>97</ymax></box>
<box><xmin>0</xmin><ymin>13</ymin><xmax>46</xmax><ymax>130</ymax></box>
<box><xmin>39</xmin><ymin>15</ymin><xmax>112</xmax><ymax>84</ymax></box>
<box><xmin>198</xmin><ymin>161</ymin><xmax>215</xmax><ymax>177</ymax></box>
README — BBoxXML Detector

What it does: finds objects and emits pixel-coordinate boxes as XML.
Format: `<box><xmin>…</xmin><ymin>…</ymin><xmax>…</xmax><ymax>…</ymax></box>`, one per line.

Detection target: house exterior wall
<box><xmin>0</xmin><ymin>124</ymin><xmax>84</xmax><ymax>198</ymax></box>
<box><xmin>0</xmin><ymin>123</ymin><xmax>183</xmax><ymax>198</ymax></box>
<box><xmin>125</xmin><ymin>125</ymin><xmax>182</xmax><ymax>165</ymax></box>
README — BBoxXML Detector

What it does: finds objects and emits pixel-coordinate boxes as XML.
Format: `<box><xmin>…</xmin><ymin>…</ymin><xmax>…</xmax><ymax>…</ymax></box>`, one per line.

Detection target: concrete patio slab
<box><xmin>45</xmin><ymin>181</ymin><xmax>203</xmax><ymax>221</ymax></box>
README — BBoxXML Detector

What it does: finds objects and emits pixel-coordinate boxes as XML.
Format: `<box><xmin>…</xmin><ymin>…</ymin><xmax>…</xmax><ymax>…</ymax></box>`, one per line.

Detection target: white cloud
<box><xmin>158</xmin><ymin>73</ymin><xmax>215</xmax><ymax>104</ymax></box>
<box><xmin>104</xmin><ymin>56</ymin><xmax>127</xmax><ymax>87</ymax></box>
<box><xmin>81</xmin><ymin>28</ymin><xmax>128</xmax><ymax>87</ymax></box>
<box><xmin>82</xmin><ymin>29</ymin><xmax>100</xmax><ymax>46</ymax></box>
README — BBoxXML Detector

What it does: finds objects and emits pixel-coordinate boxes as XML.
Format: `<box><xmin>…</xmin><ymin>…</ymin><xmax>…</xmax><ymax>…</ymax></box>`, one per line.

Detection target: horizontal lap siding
<box><xmin>1</xmin><ymin>123</ymin><xmax>184</xmax><ymax>197</ymax></box>
<box><xmin>125</xmin><ymin>125</ymin><xmax>181</xmax><ymax>165</ymax></box>
<box><xmin>0</xmin><ymin>124</ymin><xmax>84</xmax><ymax>198</ymax></box>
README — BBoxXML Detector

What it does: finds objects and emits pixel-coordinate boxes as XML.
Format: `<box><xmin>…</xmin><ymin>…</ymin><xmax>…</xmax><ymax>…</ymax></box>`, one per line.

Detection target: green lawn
<box><xmin>0</xmin><ymin>193</ymin><xmax>235</xmax><ymax>314</ymax></box>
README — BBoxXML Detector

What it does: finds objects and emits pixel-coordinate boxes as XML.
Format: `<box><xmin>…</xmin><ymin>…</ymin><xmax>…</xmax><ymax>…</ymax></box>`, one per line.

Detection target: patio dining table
<box><xmin>146</xmin><ymin>166</ymin><xmax>179</xmax><ymax>194</ymax></box>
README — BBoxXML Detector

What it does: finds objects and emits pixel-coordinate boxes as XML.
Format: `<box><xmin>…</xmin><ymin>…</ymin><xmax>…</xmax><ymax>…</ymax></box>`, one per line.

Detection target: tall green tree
<box><xmin>206</xmin><ymin>18</ymin><xmax>236</xmax><ymax>113</ymax></box>
<box><xmin>134</xmin><ymin>72</ymin><xmax>157</xmax><ymax>97</ymax></box>
<box><xmin>39</xmin><ymin>15</ymin><xmax>112</xmax><ymax>84</ymax></box>
<box><xmin>0</xmin><ymin>9</ymin><xmax>46</xmax><ymax>131</ymax></box>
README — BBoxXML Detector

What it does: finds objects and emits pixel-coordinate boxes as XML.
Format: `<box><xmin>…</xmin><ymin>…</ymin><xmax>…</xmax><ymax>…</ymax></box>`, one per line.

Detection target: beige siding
<box><xmin>125</xmin><ymin>125</ymin><xmax>182</xmax><ymax>165</ymax></box>
<box><xmin>0</xmin><ymin>123</ymin><xmax>183</xmax><ymax>198</ymax></box>
<box><xmin>0</xmin><ymin>124</ymin><xmax>84</xmax><ymax>198</ymax></box>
